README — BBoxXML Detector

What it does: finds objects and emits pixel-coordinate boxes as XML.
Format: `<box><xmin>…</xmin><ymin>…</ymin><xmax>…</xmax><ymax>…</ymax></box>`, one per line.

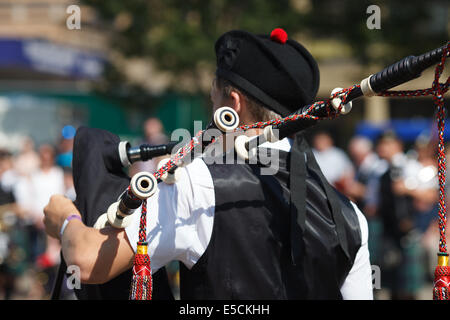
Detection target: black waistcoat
<box><xmin>179</xmin><ymin>136</ymin><xmax>361</xmax><ymax>299</ymax></box>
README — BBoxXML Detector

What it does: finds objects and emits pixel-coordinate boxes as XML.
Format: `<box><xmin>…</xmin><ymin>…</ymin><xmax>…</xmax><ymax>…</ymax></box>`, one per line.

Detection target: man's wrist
<box><xmin>60</xmin><ymin>214</ymin><xmax>83</xmax><ymax>239</ymax></box>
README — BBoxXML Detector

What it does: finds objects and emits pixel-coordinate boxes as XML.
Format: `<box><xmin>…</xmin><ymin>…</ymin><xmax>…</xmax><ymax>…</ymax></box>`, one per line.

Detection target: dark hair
<box><xmin>215</xmin><ymin>77</ymin><xmax>281</xmax><ymax>123</ymax></box>
<box><xmin>0</xmin><ymin>149</ymin><xmax>11</xmax><ymax>160</ymax></box>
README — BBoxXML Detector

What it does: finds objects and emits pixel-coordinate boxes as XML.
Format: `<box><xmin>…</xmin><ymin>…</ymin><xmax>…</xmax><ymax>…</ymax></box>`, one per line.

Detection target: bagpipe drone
<box><xmin>52</xmin><ymin>41</ymin><xmax>449</xmax><ymax>300</ymax></box>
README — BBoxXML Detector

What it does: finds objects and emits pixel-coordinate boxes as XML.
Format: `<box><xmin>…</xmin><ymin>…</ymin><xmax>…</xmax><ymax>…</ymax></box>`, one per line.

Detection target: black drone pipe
<box><xmin>368</xmin><ymin>44</ymin><xmax>446</xmax><ymax>93</ymax></box>
<box><xmin>126</xmin><ymin>141</ymin><xmax>179</xmax><ymax>164</ymax></box>
<box><xmin>118</xmin><ymin>189</ymin><xmax>143</xmax><ymax>216</ymax></box>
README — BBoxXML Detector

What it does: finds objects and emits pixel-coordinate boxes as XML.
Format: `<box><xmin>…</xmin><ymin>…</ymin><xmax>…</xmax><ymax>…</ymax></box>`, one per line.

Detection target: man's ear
<box><xmin>229</xmin><ymin>91</ymin><xmax>242</xmax><ymax>114</ymax></box>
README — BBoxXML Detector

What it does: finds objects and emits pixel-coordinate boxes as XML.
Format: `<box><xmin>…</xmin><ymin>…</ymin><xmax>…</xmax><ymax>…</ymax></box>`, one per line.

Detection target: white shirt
<box><xmin>15</xmin><ymin>166</ymin><xmax>65</xmax><ymax>223</ymax></box>
<box><xmin>395</xmin><ymin>153</ymin><xmax>438</xmax><ymax>191</ymax></box>
<box><xmin>312</xmin><ymin>146</ymin><xmax>354</xmax><ymax>184</ymax></box>
<box><xmin>125</xmin><ymin>138</ymin><xmax>373</xmax><ymax>300</ymax></box>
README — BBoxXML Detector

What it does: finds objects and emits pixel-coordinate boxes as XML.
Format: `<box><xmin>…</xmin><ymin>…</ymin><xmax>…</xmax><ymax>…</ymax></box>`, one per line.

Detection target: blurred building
<box><xmin>0</xmin><ymin>0</ymin><xmax>210</xmax><ymax>151</ymax></box>
<box><xmin>0</xmin><ymin>0</ymin><xmax>123</xmax><ymax>150</ymax></box>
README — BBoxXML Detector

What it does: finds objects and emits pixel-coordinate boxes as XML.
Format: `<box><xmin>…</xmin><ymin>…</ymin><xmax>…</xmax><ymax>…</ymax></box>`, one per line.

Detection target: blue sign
<box><xmin>355</xmin><ymin>119</ymin><xmax>450</xmax><ymax>142</ymax></box>
<box><xmin>0</xmin><ymin>38</ymin><xmax>105</xmax><ymax>79</ymax></box>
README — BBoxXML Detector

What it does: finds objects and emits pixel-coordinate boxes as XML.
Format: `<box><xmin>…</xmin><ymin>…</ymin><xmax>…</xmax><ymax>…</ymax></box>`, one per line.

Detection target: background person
<box><xmin>312</xmin><ymin>131</ymin><xmax>354</xmax><ymax>191</ymax></box>
<box><xmin>129</xmin><ymin>118</ymin><xmax>169</xmax><ymax>176</ymax></box>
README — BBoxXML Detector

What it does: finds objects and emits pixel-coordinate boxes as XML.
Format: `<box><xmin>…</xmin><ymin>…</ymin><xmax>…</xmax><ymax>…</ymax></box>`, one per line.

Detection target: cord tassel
<box><xmin>129</xmin><ymin>198</ymin><xmax>152</xmax><ymax>300</ymax></box>
<box><xmin>434</xmin><ymin>253</ymin><xmax>450</xmax><ymax>300</ymax></box>
<box><xmin>129</xmin><ymin>241</ymin><xmax>152</xmax><ymax>300</ymax></box>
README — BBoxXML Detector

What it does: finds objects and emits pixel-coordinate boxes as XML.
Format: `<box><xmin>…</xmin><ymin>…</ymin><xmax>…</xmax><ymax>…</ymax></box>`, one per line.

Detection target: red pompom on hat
<box><xmin>270</xmin><ymin>28</ymin><xmax>288</xmax><ymax>44</ymax></box>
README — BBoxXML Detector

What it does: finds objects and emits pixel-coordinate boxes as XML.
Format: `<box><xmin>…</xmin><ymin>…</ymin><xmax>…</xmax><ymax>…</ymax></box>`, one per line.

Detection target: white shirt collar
<box><xmin>259</xmin><ymin>137</ymin><xmax>293</xmax><ymax>152</ymax></box>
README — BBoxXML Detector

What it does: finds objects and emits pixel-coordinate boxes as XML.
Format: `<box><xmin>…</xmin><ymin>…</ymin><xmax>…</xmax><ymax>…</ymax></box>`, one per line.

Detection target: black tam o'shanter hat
<box><xmin>215</xmin><ymin>28</ymin><xmax>320</xmax><ymax>117</ymax></box>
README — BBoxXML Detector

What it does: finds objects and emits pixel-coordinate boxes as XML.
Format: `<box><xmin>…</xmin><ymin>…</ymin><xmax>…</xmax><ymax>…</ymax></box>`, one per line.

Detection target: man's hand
<box><xmin>43</xmin><ymin>194</ymin><xmax>81</xmax><ymax>240</ymax></box>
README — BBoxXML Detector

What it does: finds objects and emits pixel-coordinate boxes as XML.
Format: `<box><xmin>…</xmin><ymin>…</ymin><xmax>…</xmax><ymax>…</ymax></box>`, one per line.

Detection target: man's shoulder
<box><xmin>178</xmin><ymin>157</ymin><xmax>215</xmax><ymax>189</ymax></box>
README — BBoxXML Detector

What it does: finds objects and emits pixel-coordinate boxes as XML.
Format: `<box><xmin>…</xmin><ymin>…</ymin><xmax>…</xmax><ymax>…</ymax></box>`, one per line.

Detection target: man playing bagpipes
<box><xmin>42</xmin><ymin>28</ymin><xmax>374</xmax><ymax>299</ymax></box>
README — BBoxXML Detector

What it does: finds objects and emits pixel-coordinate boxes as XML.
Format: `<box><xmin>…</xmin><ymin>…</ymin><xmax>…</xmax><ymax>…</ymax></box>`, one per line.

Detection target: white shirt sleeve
<box><xmin>340</xmin><ymin>202</ymin><xmax>374</xmax><ymax>300</ymax></box>
<box><xmin>124</xmin><ymin>157</ymin><xmax>215</xmax><ymax>274</ymax></box>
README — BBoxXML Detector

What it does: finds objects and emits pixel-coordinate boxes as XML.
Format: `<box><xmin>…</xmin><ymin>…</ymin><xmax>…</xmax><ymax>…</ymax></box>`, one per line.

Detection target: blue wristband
<box><xmin>60</xmin><ymin>214</ymin><xmax>82</xmax><ymax>238</ymax></box>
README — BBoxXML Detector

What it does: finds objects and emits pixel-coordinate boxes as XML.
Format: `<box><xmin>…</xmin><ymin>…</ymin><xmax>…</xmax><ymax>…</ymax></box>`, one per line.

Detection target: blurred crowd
<box><xmin>312</xmin><ymin>130</ymin><xmax>444</xmax><ymax>300</ymax></box>
<box><xmin>0</xmin><ymin>118</ymin><xmax>177</xmax><ymax>300</ymax></box>
<box><xmin>0</xmin><ymin>136</ymin><xmax>75</xmax><ymax>299</ymax></box>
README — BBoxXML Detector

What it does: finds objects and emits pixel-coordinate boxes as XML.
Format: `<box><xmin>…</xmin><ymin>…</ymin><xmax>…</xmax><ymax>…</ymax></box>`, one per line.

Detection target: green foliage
<box><xmin>84</xmin><ymin>0</ymin><xmax>309</xmax><ymax>71</ymax></box>
<box><xmin>309</xmin><ymin>0</ymin><xmax>448</xmax><ymax>64</ymax></box>
<box><xmin>83</xmin><ymin>0</ymin><xmax>448</xmax><ymax>94</ymax></box>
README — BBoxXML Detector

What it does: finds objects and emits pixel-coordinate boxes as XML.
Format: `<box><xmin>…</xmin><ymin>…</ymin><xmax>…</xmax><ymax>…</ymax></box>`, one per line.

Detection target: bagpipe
<box><xmin>52</xmin><ymin>41</ymin><xmax>449</xmax><ymax>300</ymax></box>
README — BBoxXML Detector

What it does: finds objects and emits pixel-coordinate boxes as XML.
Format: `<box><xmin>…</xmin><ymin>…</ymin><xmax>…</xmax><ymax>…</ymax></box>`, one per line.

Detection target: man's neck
<box><xmin>243</xmin><ymin>128</ymin><xmax>264</xmax><ymax>137</ymax></box>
